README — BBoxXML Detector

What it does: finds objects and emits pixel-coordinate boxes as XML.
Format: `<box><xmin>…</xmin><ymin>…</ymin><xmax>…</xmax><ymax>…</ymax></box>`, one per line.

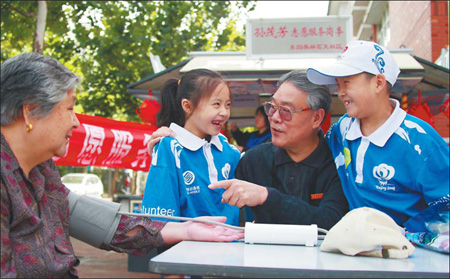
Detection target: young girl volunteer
<box><xmin>141</xmin><ymin>69</ymin><xmax>241</xmax><ymax>226</ymax></box>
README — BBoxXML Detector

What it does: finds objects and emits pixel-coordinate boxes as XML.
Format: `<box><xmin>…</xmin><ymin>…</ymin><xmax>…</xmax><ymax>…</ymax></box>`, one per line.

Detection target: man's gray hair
<box><xmin>1</xmin><ymin>52</ymin><xmax>80</xmax><ymax>125</ymax></box>
<box><xmin>277</xmin><ymin>70</ymin><xmax>332</xmax><ymax>117</ymax></box>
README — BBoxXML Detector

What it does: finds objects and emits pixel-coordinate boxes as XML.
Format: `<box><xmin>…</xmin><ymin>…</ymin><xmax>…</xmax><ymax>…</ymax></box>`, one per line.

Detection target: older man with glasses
<box><xmin>209</xmin><ymin>70</ymin><xmax>348</xmax><ymax>230</ymax></box>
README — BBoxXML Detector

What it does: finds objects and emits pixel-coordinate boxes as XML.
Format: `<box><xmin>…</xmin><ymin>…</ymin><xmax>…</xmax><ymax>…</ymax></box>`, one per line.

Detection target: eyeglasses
<box><xmin>263</xmin><ymin>101</ymin><xmax>310</xmax><ymax>122</ymax></box>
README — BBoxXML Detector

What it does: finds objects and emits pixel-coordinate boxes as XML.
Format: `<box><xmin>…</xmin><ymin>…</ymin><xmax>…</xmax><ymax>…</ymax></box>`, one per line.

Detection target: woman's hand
<box><xmin>147</xmin><ymin>126</ymin><xmax>176</xmax><ymax>154</ymax></box>
<box><xmin>184</xmin><ymin>216</ymin><xmax>244</xmax><ymax>242</ymax></box>
<box><xmin>161</xmin><ymin>216</ymin><xmax>244</xmax><ymax>245</ymax></box>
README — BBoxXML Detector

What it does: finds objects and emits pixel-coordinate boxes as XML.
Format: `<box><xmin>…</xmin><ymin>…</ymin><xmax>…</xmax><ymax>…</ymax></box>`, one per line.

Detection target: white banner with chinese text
<box><xmin>246</xmin><ymin>16</ymin><xmax>353</xmax><ymax>59</ymax></box>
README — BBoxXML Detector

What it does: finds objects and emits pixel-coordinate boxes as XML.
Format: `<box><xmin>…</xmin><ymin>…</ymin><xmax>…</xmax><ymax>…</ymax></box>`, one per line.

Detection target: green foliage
<box><xmin>1</xmin><ymin>0</ymin><xmax>256</xmax><ymax>121</ymax></box>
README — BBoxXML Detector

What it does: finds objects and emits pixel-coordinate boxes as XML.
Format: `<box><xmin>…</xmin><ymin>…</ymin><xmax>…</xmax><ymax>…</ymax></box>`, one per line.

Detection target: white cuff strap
<box><xmin>68</xmin><ymin>191</ymin><xmax>121</xmax><ymax>248</ymax></box>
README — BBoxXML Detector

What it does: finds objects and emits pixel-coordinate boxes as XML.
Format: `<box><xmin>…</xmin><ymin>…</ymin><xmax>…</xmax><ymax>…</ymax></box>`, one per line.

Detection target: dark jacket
<box><xmin>235</xmin><ymin>130</ymin><xmax>349</xmax><ymax>230</ymax></box>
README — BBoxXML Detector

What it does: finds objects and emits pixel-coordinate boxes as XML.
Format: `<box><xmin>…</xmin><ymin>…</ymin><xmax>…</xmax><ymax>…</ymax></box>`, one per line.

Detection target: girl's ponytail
<box><xmin>156</xmin><ymin>79</ymin><xmax>184</xmax><ymax>127</ymax></box>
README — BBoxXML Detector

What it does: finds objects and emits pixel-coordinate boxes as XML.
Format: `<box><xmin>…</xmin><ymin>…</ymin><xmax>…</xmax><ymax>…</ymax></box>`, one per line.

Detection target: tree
<box><xmin>1</xmin><ymin>1</ymin><xmax>256</xmax><ymax>121</ymax></box>
<box><xmin>33</xmin><ymin>0</ymin><xmax>47</xmax><ymax>53</ymax></box>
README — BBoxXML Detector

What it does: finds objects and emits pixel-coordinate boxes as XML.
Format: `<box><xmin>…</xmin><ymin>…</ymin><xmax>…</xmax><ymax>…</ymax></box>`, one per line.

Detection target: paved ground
<box><xmin>71</xmin><ymin>237</ymin><xmax>160</xmax><ymax>278</ymax></box>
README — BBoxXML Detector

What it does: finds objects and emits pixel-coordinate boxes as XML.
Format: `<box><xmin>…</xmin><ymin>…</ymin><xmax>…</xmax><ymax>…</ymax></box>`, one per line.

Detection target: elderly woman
<box><xmin>0</xmin><ymin>52</ymin><xmax>244</xmax><ymax>278</ymax></box>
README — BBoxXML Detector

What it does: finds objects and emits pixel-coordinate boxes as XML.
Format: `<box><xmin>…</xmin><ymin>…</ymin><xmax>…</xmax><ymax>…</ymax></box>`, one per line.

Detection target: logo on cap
<box><xmin>372</xmin><ymin>45</ymin><xmax>386</xmax><ymax>74</ymax></box>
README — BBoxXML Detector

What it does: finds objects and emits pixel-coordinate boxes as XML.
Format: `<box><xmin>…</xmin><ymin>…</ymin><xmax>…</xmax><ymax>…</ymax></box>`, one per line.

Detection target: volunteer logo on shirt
<box><xmin>222</xmin><ymin>163</ymin><xmax>231</xmax><ymax>179</ymax></box>
<box><xmin>373</xmin><ymin>163</ymin><xmax>396</xmax><ymax>191</ymax></box>
<box><xmin>183</xmin><ymin>171</ymin><xmax>195</xmax><ymax>185</ymax></box>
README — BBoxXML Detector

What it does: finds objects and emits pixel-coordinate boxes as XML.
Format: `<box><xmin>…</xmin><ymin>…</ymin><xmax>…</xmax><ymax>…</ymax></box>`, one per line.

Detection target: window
<box><xmin>87</xmin><ymin>177</ymin><xmax>97</xmax><ymax>185</ymax></box>
<box><xmin>378</xmin><ymin>9</ymin><xmax>391</xmax><ymax>47</ymax></box>
<box><xmin>62</xmin><ymin>176</ymin><xmax>84</xmax><ymax>184</ymax></box>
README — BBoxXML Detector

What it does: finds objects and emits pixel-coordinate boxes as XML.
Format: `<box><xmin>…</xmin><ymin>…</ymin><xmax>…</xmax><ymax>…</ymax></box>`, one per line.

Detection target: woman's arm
<box><xmin>101</xmin><ymin>215</ymin><xmax>244</xmax><ymax>255</ymax></box>
<box><xmin>160</xmin><ymin>216</ymin><xmax>244</xmax><ymax>244</ymax></box>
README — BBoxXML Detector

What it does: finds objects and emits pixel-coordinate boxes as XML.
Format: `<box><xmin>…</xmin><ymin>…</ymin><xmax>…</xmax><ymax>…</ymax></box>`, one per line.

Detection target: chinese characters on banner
<box><xmin>246</xmin><ymin>16</ymin><xmax>352</xmax><ymax>59</ymax></box>
<box><xmin>53</xmin><ymin>113</ymin><xmax>157</xmax><ymax>171</ymax></box>
<box><xmin>253</xmin><ymin>25</ymin><xmax>344</xmax><ymax>39</ymax></box>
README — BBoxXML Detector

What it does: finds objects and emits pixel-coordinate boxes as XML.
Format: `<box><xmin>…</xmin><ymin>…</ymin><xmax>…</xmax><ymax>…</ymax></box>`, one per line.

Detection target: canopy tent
<box><xmin>128</xmin><ymin>50</ymin><xmax>426</xmax><ymax>100</ymax></box>
<box><xmin>127</xmin><ymin>59</ymin><xmax>190</xmax><ymax>102</ymax></box>
<box><xmin>128</xmin><ymin>50</ymin><xmax>425</xmax><ymax>123</ymax></box>
<box><xmin>53</xmin><ymin>113</ymin><xmax>157</xmax><ymax>171</ymax></box>
<box><xmin>128</xmin><ymin>50</ymin><xmax>448</xmax><ymax>141</ymax></box>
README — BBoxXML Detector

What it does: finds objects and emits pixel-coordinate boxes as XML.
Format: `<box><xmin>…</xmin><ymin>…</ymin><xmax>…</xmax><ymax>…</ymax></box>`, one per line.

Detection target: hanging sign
<box><xmin>246</xmin><ymin>16</ymin><xmax>352</xmax><ymax>59</ymax></box>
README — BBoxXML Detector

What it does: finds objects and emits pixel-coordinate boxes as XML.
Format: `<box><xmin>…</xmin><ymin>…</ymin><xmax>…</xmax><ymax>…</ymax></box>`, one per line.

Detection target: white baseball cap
<box><xmin>306</xmin><ymin>40</ymin><xmax>400</xmax><ymax>86</ymax></box>
<box><xmin>320</xmin><ymin>207</ymin><xmax>415</xmax><ymax>259</ymax></box>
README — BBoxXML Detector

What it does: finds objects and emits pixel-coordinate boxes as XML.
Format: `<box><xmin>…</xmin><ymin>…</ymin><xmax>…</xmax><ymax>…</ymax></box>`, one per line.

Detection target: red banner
<box><xmin>53</xmin><ymin>113</ymin><xmax>158</xmax><ymax>171</ymax></box>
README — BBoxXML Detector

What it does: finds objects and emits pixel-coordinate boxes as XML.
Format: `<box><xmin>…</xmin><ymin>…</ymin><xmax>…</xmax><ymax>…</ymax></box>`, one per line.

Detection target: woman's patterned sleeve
<box><xmin>1</xmin><ymin>181</ymin><xmax>16</xmax><ymax>277</ymax></box>
<box><xmin>100</xmin><ymin>214</ymin><xmax>167</xmax><ymax>256</ymax></box>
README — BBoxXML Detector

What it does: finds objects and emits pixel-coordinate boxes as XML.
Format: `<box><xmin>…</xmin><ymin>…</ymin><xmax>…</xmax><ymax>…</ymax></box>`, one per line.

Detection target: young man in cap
<box><xmin>306</xmin><ymin>40</ymin><xmax>449</xmax><ymax>232</ymax></box>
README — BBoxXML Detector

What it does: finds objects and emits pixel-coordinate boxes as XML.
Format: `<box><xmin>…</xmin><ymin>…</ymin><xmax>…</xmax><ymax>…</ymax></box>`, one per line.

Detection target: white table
<box><xmin>149</xmin><ymin>240</ymin><xmax>449</xmax><ymax>278</ymax></box>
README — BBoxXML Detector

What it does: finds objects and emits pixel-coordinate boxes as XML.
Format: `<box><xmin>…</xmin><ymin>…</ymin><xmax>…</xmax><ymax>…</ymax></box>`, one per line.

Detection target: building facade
<box><xmin>328</xmin><ymin>1</ymin><xmax>448</xmax><ymax>66</ymax></box>
<box><xmin>328</xmin><ymin>1</ymin><xmax>449</xmax><ymax>142</ymax></box>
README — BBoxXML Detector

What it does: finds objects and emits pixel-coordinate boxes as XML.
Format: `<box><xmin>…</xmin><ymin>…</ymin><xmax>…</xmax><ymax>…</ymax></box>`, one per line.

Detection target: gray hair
<box><xmin>277</xmin><ymin>70</ymin><xmax>331</xmax><ymax>119</ymax></box>
<box><xmin>1</xmin><ymin>52</ymin><xmax>80</xmax><ymax>125</ymax></box>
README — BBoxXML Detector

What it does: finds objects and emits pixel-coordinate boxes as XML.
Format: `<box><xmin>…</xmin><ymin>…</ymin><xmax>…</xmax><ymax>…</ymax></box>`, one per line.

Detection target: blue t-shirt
<box><xmin>142</xmin><ymin>123</ymin><xmax>241</xmax><ymax>225</ymax></box>
<box><xmin>246</xmin><ymin>131</ymin><xmax>272</xmax><ymax>150</ymax></box>
<box><xmin>326</xmin><ymin>99</ymin><xmax>449</xmax><ymax>232</ymax></box>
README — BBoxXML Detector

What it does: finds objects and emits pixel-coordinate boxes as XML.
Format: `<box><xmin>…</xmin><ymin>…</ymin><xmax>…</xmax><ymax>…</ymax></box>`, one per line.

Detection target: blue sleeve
<box><xmin>325</xmin><ymin>123</ymin><xmax>338</xmax><ymax>150</ymax></box>
<box><xmin>416</xmin><ymin>138</ymin><xmax>450</xmax><ymax>207</ymax></box>
<box><xmin>325</xmin><ymin>115</ymin><xmax>353</xmax><ymax>168</ymax></box>
<box><xmin>325</xmin><ymin>118</ymin><xmax>343</xmax><ymax>156</ymax></box>
<box><xmin>141</xmin><ymin>138</ymin><xmax>181</xmax><ymax>222</ymax></box>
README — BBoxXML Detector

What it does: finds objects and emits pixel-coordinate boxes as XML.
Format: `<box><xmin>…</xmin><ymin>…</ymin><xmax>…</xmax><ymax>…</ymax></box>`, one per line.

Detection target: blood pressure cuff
<box><xmin>68</xmin><ymin>191</ymin><xmax>121</xmax><ymax>248</ymax></box>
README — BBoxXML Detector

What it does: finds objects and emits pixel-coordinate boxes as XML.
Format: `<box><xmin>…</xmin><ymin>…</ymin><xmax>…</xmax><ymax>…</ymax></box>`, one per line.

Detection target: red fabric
<box><xmin>220</xmin><ymin>123</ymin><xmax>233</xmax><ymax>143</ymax></box>
<box><xmin>439</xmin><ymin>98</ymin><xmax>449</xmax><ymax>119</ymax></box>
<box><xmin>407</xmin><ymin>90</ymin><xmax>436</xmax><ymax>128</ymax></box>
<box><xmin>321</xmin><ymin>112</ymin><xmax>331</xmax><ymax>133</ymax></box>
<box><xmin>408</xmin><ymin>103</ymin><xmax>436</xmax><ymax>127</ymax></box>
<box><xmin>310</xmin><ymin>193</ymin><xmax>324</xmax><ymax>200</ymax></box>
<box><xmin>53</xmin><ymin>114</ymin><xmax>157</xmax><ymax>171</ymax></box>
